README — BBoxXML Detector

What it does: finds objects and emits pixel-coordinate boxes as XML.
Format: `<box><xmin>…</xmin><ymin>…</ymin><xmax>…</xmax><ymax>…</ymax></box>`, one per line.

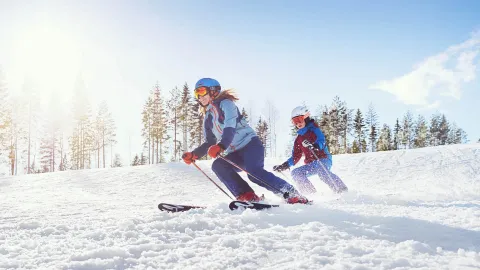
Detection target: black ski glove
<box><xmin>302</xmin><ymin>140</ymin><xmax>321</xmax><ymax>151</ymax></box>
<box><xmin>302</xmin><ymin>140</ymin><xmax>314</xmax><ymax>149</ymax></box>
<box><xmin>273</xmin><ymin>161</ymin><xmax>289</xmax><ymax>172</ymax></box>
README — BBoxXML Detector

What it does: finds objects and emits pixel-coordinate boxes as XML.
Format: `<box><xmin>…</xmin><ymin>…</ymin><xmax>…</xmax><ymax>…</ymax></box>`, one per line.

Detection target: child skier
<box><xmin>273</xmin><ymin>105</ymin><xmax>348</xmax><ymax>194</ymax></box>
<box><xmin>182</xmin><ymin>78</ymin><xmax>309</xmax><ymax>204</ymax></box>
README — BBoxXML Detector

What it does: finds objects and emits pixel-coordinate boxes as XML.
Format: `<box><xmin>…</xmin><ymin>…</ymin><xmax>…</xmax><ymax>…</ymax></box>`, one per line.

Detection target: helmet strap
<box><xmin>209</xmin><ymin>90</ymin><xmax>219</xmax><ymax>98</ymax></box>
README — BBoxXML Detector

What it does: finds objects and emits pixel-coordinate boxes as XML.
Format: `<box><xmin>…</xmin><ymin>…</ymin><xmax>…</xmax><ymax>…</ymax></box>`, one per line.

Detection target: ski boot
<box><xmin>334</xmin><ymin>183</ymin><xmax>349</xmax><ymax>194</ymax></box>
<box><xmin>236</xmin><ymin>191</ymin><xmax>263</xmax><ymax>202</ymax></box>
<box><xmin>283</xmin><ymin>192</ymin><xmax>310</xmax><ymax>204</ymax></box>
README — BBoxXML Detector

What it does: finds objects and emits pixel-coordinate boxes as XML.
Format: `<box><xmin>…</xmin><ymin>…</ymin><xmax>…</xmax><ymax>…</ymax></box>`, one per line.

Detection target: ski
<box><xmin>157</xmin><ymin>201</ymin><xmax>280</xmax><ymax>213</ymax></box>
<box><xmin>158</xmin><ymin>203</ymin><xmax>206</xmax><ymax>213</ymax></box>
<box><xmin>229</xmin><ymin>200</ymin><xmax>279</xmax><ymax>211</ymax></box>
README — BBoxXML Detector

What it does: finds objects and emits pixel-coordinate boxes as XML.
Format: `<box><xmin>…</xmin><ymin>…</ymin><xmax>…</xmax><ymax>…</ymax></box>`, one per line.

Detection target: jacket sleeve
<box><xmin>217</xmin><ymin>99</ymin><xmax>238</xmax><ymax>149</ymax></box>
<box><xmin>192</xmin><ymin>114</ymin><xmax>217</xmax><ymax>158</ymax></box>
<box><xmin>312</xmin><ymin>126</ymin><xmax>327</xmax><ymax>150</ymax></box>
<box><xmin>287</xmin><ymin>137</ymin><xmax>303</xmax><ymax>166</ymax></box>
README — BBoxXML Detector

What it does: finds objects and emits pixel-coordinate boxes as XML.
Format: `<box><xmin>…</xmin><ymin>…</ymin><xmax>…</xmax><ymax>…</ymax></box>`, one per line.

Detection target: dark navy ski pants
<box><xmin>211</xmin><ymin>136</ymin><xmax>298</xmax><ymax>198</ymax></box>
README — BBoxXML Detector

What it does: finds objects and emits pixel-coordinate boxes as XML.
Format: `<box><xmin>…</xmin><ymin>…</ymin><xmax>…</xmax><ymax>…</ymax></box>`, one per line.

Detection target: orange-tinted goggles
<box><xmin>194</xmin><ymin>86</ymin><xmax>209</xmax><ymax>99</ymax></box>
<box><xmin>292</xmin><ymin>115</ymin><xmax>305</xmax><ymax>125</ymax></box>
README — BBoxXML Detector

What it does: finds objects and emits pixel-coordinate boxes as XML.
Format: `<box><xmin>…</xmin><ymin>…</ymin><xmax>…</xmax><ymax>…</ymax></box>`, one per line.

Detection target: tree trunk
<box><xmin>174</xmin><ymin>109</ymin><xmax>177</xmax><ymax>161</ymax></box>
<box><xmin>151</xmin><ymin>133</ymin><xmax>155</xmax><ymax>164</ymax></box>
<box><xmin>52</xmin><ymin>136</ymin><xmax>55</xmax><ymax>172</ymax></box>
<box><xmin>97</xmin><ymin>145</ymin><xmax>100</xmax><ymax>168</ymax></box>
<box><xmin>102</xmin><ymin>132</ymin><xmax>105</xmax><ymax>168</ymax></box>
<box><xmin>28</xmin><ymin>113</ymin><xmax>31</xmax><ymax>174</ymax></box>
<box><xmin>156</xmin><ymin>137</ymin><xmax>159</xmax><ymax>164</ymax></box>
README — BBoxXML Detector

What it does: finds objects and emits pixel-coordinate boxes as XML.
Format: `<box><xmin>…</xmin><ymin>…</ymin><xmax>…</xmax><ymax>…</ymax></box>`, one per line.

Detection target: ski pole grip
<box><xmin>302</xmin><ymin>140</ymin><xmax>313</xmax><ymax>148</ymax></box>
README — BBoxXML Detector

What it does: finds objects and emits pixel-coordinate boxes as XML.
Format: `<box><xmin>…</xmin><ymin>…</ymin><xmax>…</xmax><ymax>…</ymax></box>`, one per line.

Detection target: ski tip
<box><xmin>158</xmin><ymin>203</ymin><xmax>205</xmax><ymax>213</ymax></box>
<box><xmin>229</xmin><ymin>201</ymin><xmax>279</xmax><ymax>211</ymax></box>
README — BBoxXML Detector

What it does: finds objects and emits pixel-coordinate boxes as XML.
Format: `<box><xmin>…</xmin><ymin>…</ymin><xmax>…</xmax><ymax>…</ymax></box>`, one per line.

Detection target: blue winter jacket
<box><xmin>192</xmin><ymin>97</ymin><xmax>257</xmax><ymax>157</ymax></box>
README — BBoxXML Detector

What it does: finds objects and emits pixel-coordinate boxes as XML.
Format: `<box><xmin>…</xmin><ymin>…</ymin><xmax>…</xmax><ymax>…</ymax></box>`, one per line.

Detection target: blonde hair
<box><xmin>199</xmin><ymin>89</ymin><xmax>239</xmax><ymax>115</ymax></box>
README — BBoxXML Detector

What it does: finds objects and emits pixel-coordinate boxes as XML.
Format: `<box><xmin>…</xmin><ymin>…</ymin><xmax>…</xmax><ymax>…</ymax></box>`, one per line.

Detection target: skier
<box><xmin>182</xmin><ymin>78</ymin><xmax>309</xmax><ymax>204</ymax></box>
<box><xmin>273</xmin><ymin>105</ymin><xmax>348</xmax><ymax>194</ymax></box>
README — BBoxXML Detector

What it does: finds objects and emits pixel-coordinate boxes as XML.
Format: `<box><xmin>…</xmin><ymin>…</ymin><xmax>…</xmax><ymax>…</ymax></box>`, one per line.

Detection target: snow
<box><xmin>1</xmin><ymin>144</ymin><xmax>480</xmax><ymax>269</ymax></box>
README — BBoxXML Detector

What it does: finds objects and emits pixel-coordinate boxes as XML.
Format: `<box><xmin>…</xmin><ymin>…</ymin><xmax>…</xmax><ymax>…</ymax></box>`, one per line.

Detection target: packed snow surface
<box><xmin>1</xmin><ymin>144</ymin><xmax>480</xmax><ymax>269</ymax></box>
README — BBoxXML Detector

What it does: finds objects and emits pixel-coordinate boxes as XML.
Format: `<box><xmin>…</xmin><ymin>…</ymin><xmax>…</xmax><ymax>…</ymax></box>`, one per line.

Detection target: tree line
<box><xmin>312</xmin><ymin>96</ymin><xmax>469</xmax><ymax>155</ymax></box>
<box><xmin>136</xmin><ymin>83</ymin><xmax>278</xmax><ymax>165</ymax></box>
<box><xmin>0</xmin><ymin>72</ymin><xmax>117</xmax><ymax>175</ymax></box>
<box><xmin>0</xmin><ymin>69</ymin><xmax>475</xmax><ymax>174</ymax></box>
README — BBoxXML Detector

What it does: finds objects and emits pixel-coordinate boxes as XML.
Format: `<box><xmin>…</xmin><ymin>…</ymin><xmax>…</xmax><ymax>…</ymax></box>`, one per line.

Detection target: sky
<box><xmin>0</xmin><ymin>0</ymin><xmax>479</xmax><ymax>165</ymax></box>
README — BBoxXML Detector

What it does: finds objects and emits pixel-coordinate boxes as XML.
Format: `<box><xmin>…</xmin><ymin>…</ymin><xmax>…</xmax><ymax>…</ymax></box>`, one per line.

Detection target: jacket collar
<box><xmin>206</xmin><ymin>96</ymin><xmax>226</xmax><ymax>112</ymax></box>
<box><xmin>297</xmin><ymin>119</ymin><xmax>315</xmax><ymax>135</ymax></box>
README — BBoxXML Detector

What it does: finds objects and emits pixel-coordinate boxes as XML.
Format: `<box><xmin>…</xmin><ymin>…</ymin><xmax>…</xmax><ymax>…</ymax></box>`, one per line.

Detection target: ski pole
<box><xmin>302</xmin><ymin>140</ymin><xmax>338</xmax><ymax>190</ymax></box>
<box><xmin>218</xmin><ymin>155</ymin><xmax>286</xmax><ymax>195</ymax></box>
<box><xmin>191</xmin><ymin>161</ymin><xmax>234</xmax><ymax>200</ymax></box>
<box><xmin>279</xmin><ymin>171</ymin><xmax>293</xmax><ymax>182</ymax></box>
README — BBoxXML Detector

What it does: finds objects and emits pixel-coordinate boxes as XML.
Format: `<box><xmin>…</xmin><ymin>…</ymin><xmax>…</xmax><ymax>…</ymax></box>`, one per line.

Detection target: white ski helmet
<box><xmin>291</xmin><ymin>105</ymin><xmax>310</xmax><ymax>119</ymax></box>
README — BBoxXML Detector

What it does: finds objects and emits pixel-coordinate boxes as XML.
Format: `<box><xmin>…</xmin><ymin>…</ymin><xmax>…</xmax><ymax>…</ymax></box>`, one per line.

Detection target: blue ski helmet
<box><xmin>194</xmin><ymin>78</ymin><xmax>221</xmax><ymax>98</ymax></box>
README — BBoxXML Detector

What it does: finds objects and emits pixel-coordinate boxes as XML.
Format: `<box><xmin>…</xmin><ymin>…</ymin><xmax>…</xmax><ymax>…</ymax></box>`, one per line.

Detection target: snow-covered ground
<box><xmin>1</xmin><ymin>144</ymin><xmax>480</xmax><ymax>270</ymax></box>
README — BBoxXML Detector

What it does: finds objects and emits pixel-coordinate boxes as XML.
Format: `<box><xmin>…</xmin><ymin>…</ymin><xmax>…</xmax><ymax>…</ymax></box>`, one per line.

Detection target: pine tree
<box><xmin>20</xmin><ymin>78</ymin><xmax>41</xmax><ymax>173</ymax></box>
<box><xmin>413</xmin><ymin>115</ymin><xmax>428</xmax><ymax>148</ymax></box>
<box><xmin>141</xmin><ymin>95</ymin><xmax>153</xmax><ymax>164</ymax></box>
<box><xmin>376</xmin><ymin>124</ymin><xmax>392</xmax><ymax>151</ymax></box>
<box><xmin>447</xmin><ymin>122</ymin><xmax>467</xmax><ymax>144</ymax></box>
<box><xmin>392</xmin><ymin>118</ymin><xmax>401</xmax><ymax>150</ymax></box>
<box><xmin>361</xmin><ymin>138</ymin><xmax>368</xmax><ymax>153</ymax></box>
<box><xmin>167</xmin><ymin>86</ymin><xmax>182</xmax><ymax>161</ymax></box>
<box><xmin>70</xmin><ymin>74</ymin><xmax>94</xmax><ymax>170</ymax></box>
<box><xmin>285</xmin><ymin>120</ymin><xmax>297</xmax><ymax>158</ymax></box>
<box><xmin>255</xmin><ymin>117</ymin><xmax>270</xmax><ymax>156</ymax></box>
<box><xmin>438</xmin><ymin>114</ymin><xmax>450</xmax><ymax>145</ymax></box>
<box><xmin>95</xmin><ymin>101</ymin><xmax>116</xmax><ymax>168</ymax></box>
<box><xmin>39</xmin><ymin>93</ymin><xmax>62</xmax><ymax>172</ymax></box>
<box><xmin>264</xmin><ymin>101</ymin><xmax>279</xmax><ymax>157</ymax></box>
<box><xmin>429</xmin><ymin>113</ymin><xmax>441</xmax><ymax>146</ymax></box>
<box><xmin>153</xmin><ymin>84</ymin><xmax>169</xmax><ymax>163</ymax></box>
<box><xmin>59</xmin><ymin>153</ymin><xmax>68</xmax><ymax>171</ymax></box>
<box><xmin>112</xmin><ymin>153</ymin><xmax>122</xmax><ymax>167</ymax></box>
<box><xmin>351</xmin><ymin>140</ymin><xmax>360</xmax><ymax>153</ymax></box>
<box><xmin>326</xmin><ymin>103</ymin><xmax>340</xmax><ymax>155</ymax></box>
<box><xmin>142</xmin><ymin>84</ymin><xmax>169</xmax><ymax>164</ymax></box>
<box><xmin>5</xmin><ymin>93</ymin><xmax>30</xmax><ymax>175</ymax></box>
<box><xmin>402</xmin><ymin>110</ymin><xmax>414</xmax><ymax>149</ymax></box>
<box><xmin>318</xmin><ymin>105</ymin><xmax>332</xmax><ymax>152</ymax></box>
<box><xmin>365</xmin><ymin>103</ymin><xmax>379</xmax><ymax>152</ymax></box>
<box><xmin>189</xmin><ymin>101</ymin><xmax>203</xmax><ymax>149</ymax></box>
<box><xmin>180</xmin><ymin>83</ymin><xmax>191</xmax><ymax>154</ymax></box>
<box><xmin>131</xmin><ymin>154</ymin><xmax>140</xmax><ymax>166</ymax></box>
<box><xmin>317</xmin><ymin>102</ymin><xmax>345</xmax><ymax>155</ymax></box>
<box><xmin>241</xmin><ymin>107</ymin><xmax>249</xmax><ymax>122</ymax></box>
<box><xmin>353</xmin><ymin>109</ymin><xmax>367</xmax><ymax>153</ymax></box>
<box><xmin>333</xmin><ymin>97</ymin><xmax>353</xmax><ymax>154</ymax></box>
<box><xmin>140</xmin><ymin>153</ymin><xmax>147</xmax><ymax>165</ymax></box>
<box><xmin>39</xmin><ymin>136</ymin><xmax>56</xmax><ymax>172</ymax></box>
<box><xmin>0</xmin><ymin>69</ymin><xmax>10</xmax><ymax>169</ymax></box>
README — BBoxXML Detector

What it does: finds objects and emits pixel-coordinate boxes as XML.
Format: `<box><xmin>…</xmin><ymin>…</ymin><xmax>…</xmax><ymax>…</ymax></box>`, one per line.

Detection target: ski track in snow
<box><xmin>1</xmin><ymin>144</ymin><xmax>480</xmax><ymax>269</ymax></box>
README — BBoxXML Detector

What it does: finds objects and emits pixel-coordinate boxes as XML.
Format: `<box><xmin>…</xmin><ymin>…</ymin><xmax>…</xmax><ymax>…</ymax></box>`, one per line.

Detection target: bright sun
<box><xmin>11</xmin><ymin>21</ymin><xmax>82</xmax><ymax>101</ymax></box>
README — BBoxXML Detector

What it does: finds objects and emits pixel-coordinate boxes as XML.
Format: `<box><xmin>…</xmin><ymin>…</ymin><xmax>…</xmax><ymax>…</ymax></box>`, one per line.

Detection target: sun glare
<box><xmin>11</xmin><ymin>22</ymin><xmax>82</xmax><ymax>101</ymax></box>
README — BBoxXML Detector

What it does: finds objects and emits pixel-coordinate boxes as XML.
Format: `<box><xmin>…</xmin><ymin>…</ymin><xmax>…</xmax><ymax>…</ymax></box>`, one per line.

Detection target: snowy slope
<box><xmin>1</xmin><ymin>144</ymin><xmax>480</xmax><ymax>270</ymax></box>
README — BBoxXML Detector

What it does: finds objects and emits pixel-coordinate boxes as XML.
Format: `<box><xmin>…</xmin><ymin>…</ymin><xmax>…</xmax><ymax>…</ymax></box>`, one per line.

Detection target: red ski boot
<box><xmin>236</xmin><ymin>191</ymin><xmax>262</xmax><ymax>202</ymax></box>
<box><xmin>286</xmin><ymin>196</ymin><xmax>310</xmax><ymax>204</ymax></box>
<box><xmin>284</xmin><ymin>192</ymin><xmax>310</xmax><ymax>204</ymax></box>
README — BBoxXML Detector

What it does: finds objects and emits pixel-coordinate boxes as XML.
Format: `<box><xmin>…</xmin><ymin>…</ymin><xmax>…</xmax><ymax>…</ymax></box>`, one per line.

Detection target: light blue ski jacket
<box><xmin>192</xmin><ymin>97</ymin><xmax>257</xmax><ymax>157</ymax></box>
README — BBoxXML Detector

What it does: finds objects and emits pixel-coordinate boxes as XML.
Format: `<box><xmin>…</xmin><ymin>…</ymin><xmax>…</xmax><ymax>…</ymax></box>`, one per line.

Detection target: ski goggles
<box><xmin>291</xmin><ymin>115</ymin><xmax>305</xmax><ymax>125</ymax></box>
<box><xmin>194</xmin><ymin>86</ymin><xmax>209</xmax><ymax>99</ymax></box>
